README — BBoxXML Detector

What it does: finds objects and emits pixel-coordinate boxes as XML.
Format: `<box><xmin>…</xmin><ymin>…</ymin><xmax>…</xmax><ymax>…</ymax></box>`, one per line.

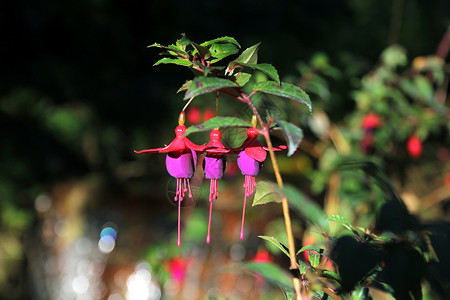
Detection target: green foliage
<box><xmin>184</xmin><ymin>116</ymin><xmax>251</xmax><ymax>136</ymax></box>
<box><xmin>184</xmin><ymin>77</ymin><xmax>239</xmax><ymax>99</ymax></box>
<box><xmin>241</xmin><ymin>262</ymin><xmax>294</xmax><ymax>291</ymax></box>
<box><xmin>258</xmin><ymin>235</ymin><xmax>291</xmax><ymax>259</ymax></box>
<box><xmin>253</xmin><ymin>81</ymin><xmax>312</xmax><ymax>112</ymax></box>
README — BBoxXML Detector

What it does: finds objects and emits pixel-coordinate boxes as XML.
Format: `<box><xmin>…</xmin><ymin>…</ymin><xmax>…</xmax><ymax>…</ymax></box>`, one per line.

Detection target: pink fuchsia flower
<box><xmin>203</xmin><ymin>128</ymin><xmax>229</xmax><ymax>244</ymax></box>
<box><xmin>134</xmin><ymin>112</ymin><xmax>205</xmax><ymax>247</ymax></box>
<box><xmin>234</xmin><ymin>116</ymin><xmax>287</xmax><ymax>240</ymax></box>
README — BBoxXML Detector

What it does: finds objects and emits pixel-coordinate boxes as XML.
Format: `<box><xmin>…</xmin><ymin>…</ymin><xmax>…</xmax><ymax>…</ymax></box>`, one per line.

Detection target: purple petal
<box><xmin>166</xmin><ymin>151</ymin><xmax>196</xmax><ymax>179</ymax></box>
<box><xmin>237</xmin><ymin>151</ymin><xmax>261</xmax><ymax>176</ymax></box>
<box><xmin>204</xmin><ymin>156</ymin><xmax>226</xmax><ymax>179</ymax></box>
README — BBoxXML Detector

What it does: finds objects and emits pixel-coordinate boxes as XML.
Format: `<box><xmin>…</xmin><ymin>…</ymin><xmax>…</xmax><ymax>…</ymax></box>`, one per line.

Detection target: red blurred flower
<box><xmin>361</xmin><ymin>113</ymin><xmax>381</xmax><ymax>130</ymax></box>
<box><xmin>203</xmin><ymin>109</ymin><xmax>215</xmax><ymax>122</ymax></box>
<box><xmin>168</xmin><ymin>257</ymin><xmax>188</xmax><ymax>283</ymax></box>
<box><xmin>407</xmin><ymin>134</ymin><xmax>422</xmax><ymax>159</ymax></box>
<box><xmin>187</xmin><ymin>106</ymin><xmax>201</xmax><ymax>124</ymax></box>
<box><xmin>253</xmin><ymin>249</ymin><xmax>273</xmax><ymax>263</ymax></box>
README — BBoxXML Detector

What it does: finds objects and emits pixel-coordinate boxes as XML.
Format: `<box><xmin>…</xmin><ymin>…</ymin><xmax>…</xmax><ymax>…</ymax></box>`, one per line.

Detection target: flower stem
<box><xmin>242</xmin><ymin>93</ymin><xmax>301</xmax><ymax>299</ymax></box>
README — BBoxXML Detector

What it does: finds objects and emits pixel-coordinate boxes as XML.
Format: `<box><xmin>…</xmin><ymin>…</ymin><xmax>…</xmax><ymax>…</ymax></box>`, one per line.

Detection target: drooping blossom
<box><xmin>234</xmin><ymin>115</ymin><xmax>287</xmax><ymax>240</ymax></box>
<box><xmin>203</xmin><ymin>128</ymin><xmax>229</xmax><ymax>244</ymax></box>
<box><xmin>134</xmin><ymin>112</ymin><xmax>205</xmax><ymax>247</ymax></box>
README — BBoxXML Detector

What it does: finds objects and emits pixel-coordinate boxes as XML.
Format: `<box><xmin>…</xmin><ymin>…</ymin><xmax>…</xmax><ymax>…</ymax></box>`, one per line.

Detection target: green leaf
<box><xmin>253</xmin><ymin>181</ymin><xmax>329</xmax><ymax>232</ymax></box>
<box><xmin>328</xmin><ymin>215</ymin><xmax>361</xmax><ymax>238</ymax></box>
<box><xmin>230</xmin><ymin>62</ymin><xmax>280</xmax><ymax>84</ymax></box>
<box><xmin>176</xmin><ymin>33</ymin><xmax>192</xmax><ymax>47</ymax></box>
<box><xmin>200</xmin><ymin>36</ymin><xmax>241</xmax><ymax>48</ymax></box>
<box><xmin>209</xmin><ymin>43</ymin><xmax>240</xmax><ymax>63</ymax></box>
<box><xmin>177</xmin><ymin>80</ymin><xmax>192</xmax><ymax>93</ymax></box>
<box><xmin>298</xmin><ymin>260</ymin><xmax>308</xmax><ymax>275</ymax></box>
<box><xmin>259</xmin><ymin>236</ymin><xmax>291</xmax><ymax>259</ymax></box>
<box><xmin>192</xmin><ymin>43</ymin><xmax>211</xmax><ymax>60</ymax></box>
<box><xmin>297</xmin><ymin>244</ymin><xmax>322</xmax><ymax>255</ymax></box>
<box><xmin>184</xmin><ymin>116</ymin><xmax>251</xmax><ymax>136</ymax></box>
<box><xmin>308</xmin><ymin>251</ymin><xmax>321</xmax><ymax>268</ymax></box>
<box><xmin>253</xmin><ymin>181</ymin><xmax>283</xmax><ymax>206</ymax></box>
<box><xmin>184</xmin><ymin>77</ymin><xmax>239</xmax><ymax>100</ymax></box>
<box><xmin>148</xmin><ymin>43</ymin><xmax>188</xmax><ymax>57</ymax></box>
<box><xmin>282</xmin><ymin>185</ymin><xmax>329</xmax><ymax>232</ymax></box>
<box><xmin>153</xmin><ymin>58</ymin><xmax>192</xmax><ymax>67</ymax></box>
<box><xmin>321</xmin><ymin>270</ymin><xmax>342</xmax><ymax>283</ymax></box>
<box><xmin>235</xmin><ymin>72</ymin><xmax>253</xmax><ymax>87</ymax></box>
<box><xmin>253</xmin><ymin>81</ymin><xmax>312</xmax><ymax>112</ymax></box>
<box><xmin>272</xmin><ymin>116</ymin><xmax>303</xmax><ymax>157</ymax></box>
<box><xmin>242</xmin><ymin>262</ymin><xmax>293</xmax><ymax>290</ymax></box>
<box><xmin>226</xmin><ymin>42</ymin><xmax>260</xmax><ymax>74</ymax></box>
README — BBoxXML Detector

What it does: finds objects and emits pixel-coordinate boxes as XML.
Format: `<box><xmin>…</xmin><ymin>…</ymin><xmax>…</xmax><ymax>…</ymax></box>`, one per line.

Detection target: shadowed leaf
<box><xmin>272</xmin><ymin>116</ymin><xmax>303</xmax><ymax>157</ymax></box>
<box><xmin>254</xmin><ymin>81</ymin><xmax>312</xmax><ymax>112</ymax></box>
<box><xmin>184</xmin><ymin>77</ymin><xmax>239</xmax><ymax>100</ymax></box>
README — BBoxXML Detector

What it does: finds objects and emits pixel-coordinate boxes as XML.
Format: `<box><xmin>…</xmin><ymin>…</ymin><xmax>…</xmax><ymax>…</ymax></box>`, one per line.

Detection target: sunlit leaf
<box><xmin>259</xmin><ymin>236</ymin><xmax>291</xmax><ymax>259</ymax></box>
<box><xmin>321</xmin><ymin>270</ymin><xmax>342</xmax><ymax>283</ymax></box>
<box><xmin>230</xmin><ymin>62</ymin><xmax>280</xmax><ymax>84</ymax></box>
<box><xmin>209</xmin><ymin>43</ymin><xmax>240</xmax><ymax>63</ymax></box>
<box><xmin>309</xmin><ymin>251</ymin><xmax>321</xmax><ymax>268</ymax></box>
<box><xmin>177</xmin><ymin>80</ymin><xmax>192</xmax><ymax>93</ymax></box>
<box><xmin>328</xmin><ymin>215</ymin><xmax>361</xmax><ymax>238</ymax></box>
<box><xmin>226</xmin><ymin>43</ymin><xmax>260</xmax><ymax>74</ymax></box>
<box><xmin>201</xmin><ymin>36</ymin><xmax>241</xmax><ymax>48</ymax></box>
<box><xmin>148</xmin><ymin>43</ymin><xmax>188</xmax><ymax>57</ymax></box>
<box><xmin>253</xmin><ymin>181</ymin><xmax>282</xmax><ymax>206</ymax></box>
<box><xmin>297</xmin><ymin>244</ymin><xmax>322</xmax><ymax>255</ymax></box>
<box><xmin>184</xmin><ymin>77</ymin><xmax>240</xmax><ymax>100</ymax></box>
<box><xmin>272</xmin><ymin>116</ymin><xmax>303</xmax><ymax>157</ymax></box>
<box><xmin>184</xmin><ymin>116</ymin><xmax>250</xmax><ymax>136</ymax></box>
<box><xmin>153</xmin><ymin>58</ymin><xmax>192</xmax><ymax>67</ymax></box>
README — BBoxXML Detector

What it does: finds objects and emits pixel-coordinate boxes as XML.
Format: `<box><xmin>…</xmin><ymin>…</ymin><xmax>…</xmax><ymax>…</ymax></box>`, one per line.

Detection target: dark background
<box><xmin>0</xmin><ymin>0</ymin><xmax>449</xmax><ymax>299</ymax></box>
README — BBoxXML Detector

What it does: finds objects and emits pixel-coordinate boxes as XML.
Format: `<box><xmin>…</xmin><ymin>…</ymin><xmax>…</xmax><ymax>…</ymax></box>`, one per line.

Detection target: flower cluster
<box><xmin>134</xmin><ymin>113</ymin><xmax>285</xmax><ymax>246</ymax></box>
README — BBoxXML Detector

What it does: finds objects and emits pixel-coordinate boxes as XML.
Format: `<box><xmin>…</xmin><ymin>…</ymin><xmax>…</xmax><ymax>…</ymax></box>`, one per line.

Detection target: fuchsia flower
<box><xmin>234</xmin><ymin>116</ymin><xmax>287</xmax><ymax>240</ymax></box>
<box><xmin>134</xmin><ymin>112</ymin><xmax>205</xmax><ymax>247</ymax></box>
<box><xmin>203</xmin><ymin>128</ymin><xmax>229</xmax><ymax>244</ymax></box>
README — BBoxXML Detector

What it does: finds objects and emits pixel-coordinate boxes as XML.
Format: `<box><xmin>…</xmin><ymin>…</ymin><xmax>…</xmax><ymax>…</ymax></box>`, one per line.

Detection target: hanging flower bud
<box><xmin>203</xmin><ymin>128</ymin><xmax>229</xmax><ymax>244</ymax></box>
<box><xmin>233</xmin><ymin>115</ymin><xmax>286</xmax><ymax>240</ymax></box>
<box><xmin>134</xmin><ymin>112</ymin><xmax>205</xmax><ymax>247</ymax></box>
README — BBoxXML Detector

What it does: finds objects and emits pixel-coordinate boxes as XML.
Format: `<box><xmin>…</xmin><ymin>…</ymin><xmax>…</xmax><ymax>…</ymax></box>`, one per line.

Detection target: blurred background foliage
<box><xmin>0</xmin><ymin>0</ymin><xmax>449</xmax><ymax>299</ymax></box>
